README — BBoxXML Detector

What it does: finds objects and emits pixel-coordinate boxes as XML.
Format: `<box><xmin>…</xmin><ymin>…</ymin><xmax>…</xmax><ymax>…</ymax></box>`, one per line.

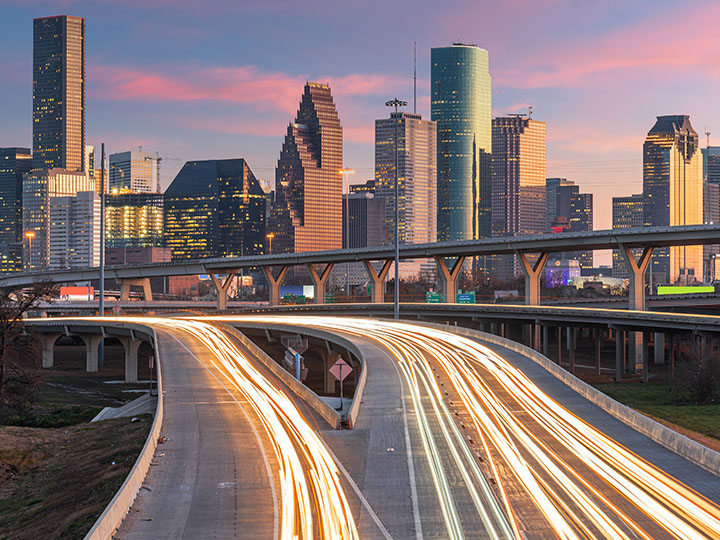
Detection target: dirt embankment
<box><xmin>0</xmin><ymin>416</ymin><xmax>151</xmax><ymax>540</ymax></box>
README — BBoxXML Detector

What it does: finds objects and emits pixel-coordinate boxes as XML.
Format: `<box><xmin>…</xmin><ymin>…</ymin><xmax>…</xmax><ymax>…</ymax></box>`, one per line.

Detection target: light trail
<box><xmin>50</xmin><ymin>317</ymin><xmax>359</xmax><ymax>540</ymax></box>
<box><xmin>214</xmin><ymin>315</ymin><xmax>720</xmax><ymax>540</ymax></box>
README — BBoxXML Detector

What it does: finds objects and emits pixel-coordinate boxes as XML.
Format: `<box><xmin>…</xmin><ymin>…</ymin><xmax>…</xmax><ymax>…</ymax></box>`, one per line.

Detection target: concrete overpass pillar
<box><xmin>669</xmin><ymin>334</ymin><xmax>676</xmax><ymax>379</ymax></box>
<box><xmin>620</xmin><ymin>245</ymin><xmax>653</xmax><ymax>370</ymax></box>
<box><xmin>83</xmin><ymin>334</ymin><xmax>104</xmax><ymax>373</ymax></box>
<box><xmin>517</xmin><ymin>251</ymin><xmax>549</xmax><ymax>306</ymax></box>
<box><xmin>41</xmin><ymin>333</ymin><xmax>62</xmax><ymax>368</ymax></box>
<box><xmin>262</xmin><ymin>266</ymin><xmax>289</xmax><ymax>306</ymax></box>
<box><xmin>615</xmin><ymin>329</ymin><xmax>625</xmax><ymax>382</ymax></box>
<box><xmin>210</xmin><ymin>273</ymin><xmax>236</xmax><ymax>311</ymax></box>
<box><xmin>594</xmin><ymin>329</ymin><xmax>602</xmax><ymax>375</ymax></box>
<box><xmin>654</xmin><ymin>332</ymin><xmax>665</xmax><ymax>364</ymax></box>
<box><xmin>556</xmin><ymin>327</ymin><xmax>562</xmax><ymax>365</ymax></box>
<box><xmin>364</xmin><ymin>260</ymin><xmax>392</xmax><ymax>303</ymax></box>
<box><xmin>542</xmin><ymin>325</ymin><xmax>549</xmax><ymax>357</ymax></box>
<box><xmin>435</xmin><ymin>256</ymin><xmax>466</xmax><ymax>303</ymax></box>
<box><xmin>307</xmin><ymin>263</ymin><xmax>334</xmax><ymax>305</ymax></box>
<box><xmin>569</xmin><ymin>327</ymin><xmax>576</xmax><ymax>375</ymax></box>
<box><xmin>120</xmin><ymin>278</ymin><xmax>153</xmax><ymax>301</ymax></box>
<box><xmin>123</xmin><ymin>338</ymin><xmax>143</xmax><ymax>383</ymax></box>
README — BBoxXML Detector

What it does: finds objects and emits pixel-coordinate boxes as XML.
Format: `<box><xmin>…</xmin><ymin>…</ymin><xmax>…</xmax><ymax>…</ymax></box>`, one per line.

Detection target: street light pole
<box><xmin>339</xmin><ymin>168</ymin><xmax>355</xmax><ymax>302</ymax></box>
<box><xmin>24</xmin><ymin>231</ymin><xmax>35</xmax><ymax>269</ymax></box>
<box><xmin>385</xmin><ymin>98</ymin><xmax>407</xmax><ymax>320</ymax></box>
<box><xmin>99</xmin><ymin>143</ymin><xmax>105</xmax><ymax>368</ymax></box>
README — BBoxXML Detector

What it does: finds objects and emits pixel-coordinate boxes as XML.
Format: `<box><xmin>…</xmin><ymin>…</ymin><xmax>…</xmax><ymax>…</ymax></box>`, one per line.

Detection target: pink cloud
<box><xmin>494</xmin><ymin>2</ymin><xmax>720</xmax><ymax>89</ymax></box>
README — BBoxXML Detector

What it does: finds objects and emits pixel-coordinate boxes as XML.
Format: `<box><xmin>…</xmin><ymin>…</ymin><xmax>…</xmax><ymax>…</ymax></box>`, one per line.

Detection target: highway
<box><xmin>212</xmin><ymin>315</ymin><xmax>720</xmax><ymax>540</ymax></box>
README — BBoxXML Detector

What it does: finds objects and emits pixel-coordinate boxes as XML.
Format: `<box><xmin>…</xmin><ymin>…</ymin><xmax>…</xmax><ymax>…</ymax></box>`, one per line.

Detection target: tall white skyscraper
<box><xmin>109</xmin><ymin>150</ymin><xmax>157</xmax><ymax>193</ymax></box>
<box><xmin>49</xmin><ymin>190</ymin><xmax>101</xmax><ymax>268</ymax></box>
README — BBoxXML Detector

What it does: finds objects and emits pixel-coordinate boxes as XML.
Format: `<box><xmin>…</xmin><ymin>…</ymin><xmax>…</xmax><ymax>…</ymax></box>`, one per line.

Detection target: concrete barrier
<box><xmin>222</xmin><ymin>322</ymin><xmax>368</xmax><ymax>430</ymax></box>
<box><xmin>83</xmin><ymin>328</ymin><xmax>164</xmax><ymax>540</ymax></box>
<box><xmin>215</xmin><ymin>323</ymin><xmax>344</xmax><ymax>429</ymax></box>
<box><xmin>408</xmin><ymin>320</ymin><xmax>720</xmax><ymax>477</ymax></box>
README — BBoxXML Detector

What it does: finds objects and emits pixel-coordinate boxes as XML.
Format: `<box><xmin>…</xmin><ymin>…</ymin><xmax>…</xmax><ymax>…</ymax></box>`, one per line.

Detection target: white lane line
<box><xmin>391</xmin><ymin>360</ymin><xmax>425</xmax><ymax>540</ymax></box>
<box><xmin>168</xmin><ymin>332</ymin><xmax>280</xmax><ymax>540</ymax></box>
<box><xmin>321</xmin><ymin>442</ymin><xmax>395</xmax><ymax>540</ymax></box>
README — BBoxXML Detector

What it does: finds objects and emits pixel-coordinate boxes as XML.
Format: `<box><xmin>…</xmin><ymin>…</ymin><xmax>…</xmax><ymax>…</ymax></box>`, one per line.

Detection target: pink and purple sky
<box><xmin>1</xmin><ymin>0</ymin><xmax>719</xmax><ymax>252</ymax></box>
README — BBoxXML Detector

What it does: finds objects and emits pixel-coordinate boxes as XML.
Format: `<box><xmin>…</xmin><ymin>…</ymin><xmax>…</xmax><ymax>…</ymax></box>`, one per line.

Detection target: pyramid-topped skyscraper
<box><xmin>269</xmin><ymin>82</ymin><xmax>343</xmax><ymax>253</ymax></box>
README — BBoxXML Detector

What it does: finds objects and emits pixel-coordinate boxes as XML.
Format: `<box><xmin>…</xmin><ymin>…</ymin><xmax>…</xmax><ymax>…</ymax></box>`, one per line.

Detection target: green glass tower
<box><xmin>431</xmin><ymin>44</ymin><xmax>492</xmax><ymax>242</ymax></box>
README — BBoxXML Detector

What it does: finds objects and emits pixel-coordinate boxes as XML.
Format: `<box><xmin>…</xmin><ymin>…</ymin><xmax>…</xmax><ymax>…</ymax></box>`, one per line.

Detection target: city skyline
<box><xmin>3</xmin><ymin>1</ymin><xmax>720</xmax><ymax>242</ymax></box>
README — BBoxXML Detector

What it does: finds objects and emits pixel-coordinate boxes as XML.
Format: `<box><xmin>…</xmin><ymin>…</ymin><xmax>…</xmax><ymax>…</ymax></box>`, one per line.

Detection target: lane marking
<box><xmin>168</xmin><ymin>332</ymin><xmax>280</xmax><ymax>540</ymax></box>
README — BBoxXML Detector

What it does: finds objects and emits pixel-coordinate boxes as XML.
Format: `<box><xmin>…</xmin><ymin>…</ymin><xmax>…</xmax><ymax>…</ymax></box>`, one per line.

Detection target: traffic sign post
<box><xmin>329</xmin><ymin>357</ymin><xmax>352</xmax><ymax>411</ymax></box>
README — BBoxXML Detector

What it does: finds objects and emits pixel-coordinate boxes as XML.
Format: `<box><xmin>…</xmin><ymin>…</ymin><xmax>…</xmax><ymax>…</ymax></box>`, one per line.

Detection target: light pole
<box><xmin>266</xmin><ymin>232</ymin><xmax>275</xmax><ymax>254</ymax></box>
<box><xmin>99</xmin><ymin>143</ymin><xmax>106</xmax><ymax>369</ymax></box>
<box><xmin>339</xmin><ymin>167</ymin><xmax>355</xmax><ymax>301</ymax></box>
<box><xmin>385</xmin><ymin>98</ymin><xmax>407</xmax><ymax>319</ymax></box>
<box><xmin>24</xmin><ymin>231</ymin><xmax>35</xmax><ymax>269</ymax></box>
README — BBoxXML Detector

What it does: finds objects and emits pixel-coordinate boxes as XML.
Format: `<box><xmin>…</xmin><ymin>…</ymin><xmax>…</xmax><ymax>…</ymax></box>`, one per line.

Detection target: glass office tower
<box><xmin>643</xmin><ymin>115</ymin><xmax>703</xmax><ymax>284</ymax></box>
<box><xmin>164</xmin><ymin>159</ymin><xmax>265</xmax><ymax>260</ymax></box>
<box><xmin>270</xmin><ymin>82</ymin><xmax>343</xmax><ymax>253</ymax></box>
<box><xmin>33</xmin><ymin>15</ymin><xmax>85</xmax><ymax>172</ymax></box>
<box><xmin>0</xmin><ymin>148</ymin><xmax>32</xmax><ymax>272</ymax></box>
<box><xmin>431</xmin><ymin>44</ymin><xmax>492</xmax><ymax>243</ymax></box>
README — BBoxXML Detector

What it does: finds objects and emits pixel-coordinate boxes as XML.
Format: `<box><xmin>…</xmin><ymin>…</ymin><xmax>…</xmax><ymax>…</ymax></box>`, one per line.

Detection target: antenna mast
<box><xmin>705</xmin><ymin>126</ymin><xmax>711</xmax><ymax>148</ymax></box>
<box><xmin>413</xmin><ymin>41</ymin><xmax>417</xmax><ymax>114</ymax></box>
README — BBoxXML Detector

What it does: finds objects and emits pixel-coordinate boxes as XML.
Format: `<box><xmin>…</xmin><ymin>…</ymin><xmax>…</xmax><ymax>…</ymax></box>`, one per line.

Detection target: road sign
<box><xmin>456</xmin><ymin>291</ymin><xmax>475</xmax><ymax>304</ymax></box>
<box><xmin>329</xmin><ymin>357</ymin><xmax>352</xmax><ymax>381</ymax></box>
<box><xmin>426</xmin><ymin>291</ymin><xmax>442</xmax><ymax>303</ymax></box>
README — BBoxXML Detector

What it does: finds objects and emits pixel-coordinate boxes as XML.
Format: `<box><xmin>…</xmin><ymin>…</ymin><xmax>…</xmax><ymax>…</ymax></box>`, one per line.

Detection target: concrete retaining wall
<box><xmin>215</xmin><ymin>323</ymin><xmax>344</xmax><ymax>429</ymax></box>
<box><xmin>409</xmin><ymin>320</ymin><xmax>720</xmax><ymax>477</ymax></box>
<box><xmin>83</xmin><ymin>328</ymin><xmax>164</xmax><ymax>540</ymax></box>
<box><xmin>222</xmin><ymin>322</ymin><xmax>368</xmax><ymax>430</ymax></box>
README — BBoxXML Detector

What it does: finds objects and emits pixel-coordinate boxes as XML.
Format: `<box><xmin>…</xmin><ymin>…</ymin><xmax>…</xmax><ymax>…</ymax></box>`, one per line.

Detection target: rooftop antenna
<box><xmin>705</xmin><ymin>126</ymin><xmax>711</xmax><ymax>148</ymax></box>
<box><xmin>413</xmin><ymin>41</ymin><xmax>417</xmax><ymax>114</ymax></box>
<box><xmin>528</xmin><ymin>105</ymin><xmax>533</xmax><ymax>119</ymax></box>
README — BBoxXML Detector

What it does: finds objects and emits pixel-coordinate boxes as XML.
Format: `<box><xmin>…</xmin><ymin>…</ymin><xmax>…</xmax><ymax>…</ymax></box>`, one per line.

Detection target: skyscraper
<box><xmin>33</xmin><ymin>15</ymin><xmax>85</xmax><ymax>172</ymax></box>
<box><xmin>341</xmin><ymin>191</ymin><xmax>387</xmax><ymax>286</ymax></box>
<box><xmin>491</xmin><ymin>115</ymin><xmax>546</xmax><ymax>276</ymax></box>
<box><xmin>105</xmin><ymin>192</ymin><xmax>164</xmax><ymax>248</ymax></box>
<box><xmin>164</xmin><ymin>159</ymin><xmax>265</xmax><ymax>260</ymax></box>
<box><xmin>23</xmin><ymin>169</ymin><xmax>96</xmax><ymax>268</ymax></box>
<box><xmin>547</xmin><ymin>180</ymin><xmax>594</xmax><ymax>269</ymax></box>
<box><xmin>431</xmin><ymin>44</ymin><xmax>492</xmax><ymax>243</ymax></box>
<box><xmin>545</xmin><ymin>177</ymin><xmax>574</xmax><ymax>231</ymax></box>
<box><xmin>375</xmin><ymin>112</ymin><xmax>436</xmax><ymax>246</ymax></box>
<box><xmin>612</xmin><ymin>194</ymin><xmax>643</xmax><ymax>279</ymax></box>
<box><xmin>48</xmin><ymin>190</ymin><xmax>100</xmax><ymax>268</ymax></box>
<box><xmin>703</xmin><ymin>146</ymin><xmax>720</xmax><ymax>185</ymax></box>
<box><xmin>0</xmin><ymin>148</ymin><xmax>32</xmax><ymax>272</ymax></box>
<box><xmin>643</xmin><ymin>115</ymin><xmax>703</xmax><ymax>284</ymax></box>
<box><xmin>270</xmin><ymin>82</ymin><xmax>343</xmax><ymax>253</ymax></box>
<box><xmin>109</xmin><ymin>151</ymin><xmax>157</xmax><ymax>193</ymax></box>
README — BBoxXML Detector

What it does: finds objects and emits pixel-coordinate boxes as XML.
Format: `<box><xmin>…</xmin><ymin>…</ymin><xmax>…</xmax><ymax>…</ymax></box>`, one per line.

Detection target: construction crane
<box><xmin>144</xmin><ymin>153</ymin><xmax>162</xmax><ymax>192</ymax></box>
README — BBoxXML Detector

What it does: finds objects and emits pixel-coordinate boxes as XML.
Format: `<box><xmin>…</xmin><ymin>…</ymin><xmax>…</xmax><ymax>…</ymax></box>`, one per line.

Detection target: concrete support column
<box><xmin>654</xmin><ymin>332</ymin><xmax>665</xmax><ymax>364</ymax></box>
<box><xmin>642</xmin><ymin>332</ymin><xmax>649</xmax><ymax>383</ymax></box>
<box><xmin>669</xmin><ymin>334</ymin><xmax>676</xmax><ymax>379</ymax></box>
<box><xmin>435</xmin><ymin>256</ymin><xmax>466</xmax><ymax>303</ymax></box>
<box><xmin>594</xmin><ymin>329</ymin><xmax>601</xmax><ymax>376</ymax></box>
<box><xmin>490</xmin><ymin>323</ymin><xmax>498</xmax><ymax>335</ymax></box>
<box><xmin>542</xmin><ymin>325</ymin><xmax>549</xmax><ymax>357</ymax></box>
<box><xmin>364</xmin><ymin>260</ymin><xmax>393</xmax><ymax>303</ymax></box>
<box><xmin>42</xmin><ymin>334</ymin><xmax>61</xmax><ymax>368</ymax></box>
<box><xmin>84</xmin><ymin>334</ymin><xmax>104</xmax><ymax>373</ymax></box>
<box><xmin>262</xmin><ymin>266</ymin><xmax>289</xmax><ymax>306</ymax></box>
<box><xmin>120</xmin><ymin>278</ymin><xmax>153</xmax><ymax>301</ymax></box>
<box><xmin>615</xmin><ymin>329</ymin><xmax>625</xmax><ymax>382</ymax></box>
<box><xmin>556</xmin><ymin>327</ymin><xmax>562</xmax><ymax>365</ymax></box>
<box><xmin>210</xmin><ymin>273</ymin><xmax>236</xmax><ymax>311</ymax></box>
<box><xmin>516</xmin><ymin>251</ymin><xmax>550</xmax><ymax>306</ymax></box>
<box><xmin>569</xmin><ymin>327</ymin><xmax>576</xmax><ymax>375</ymax></box>
<box><xmin>620</xmin><ymin>245</ymin><xmax>653</xmax><ymax>371</ymax></box>
<box><xmin>122</xmin><ymin>338</ymin><xmax>143</xmax><ymax>383</ymax></box>
<box><xmin>307</xmin><ymin>263</ymin><xmax>334</xmax><ymax>305</ymax></box>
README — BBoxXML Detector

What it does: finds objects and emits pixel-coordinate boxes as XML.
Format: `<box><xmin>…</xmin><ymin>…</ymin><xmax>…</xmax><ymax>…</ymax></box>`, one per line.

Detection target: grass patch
<box><xmin>0</xmin><ymin>416</ymin><xmax>152</xmax><ymax>540</ymax></box>
<box><xmin>594</xmin><ymin>382</ymin><xmax>720</xmax><ymax>439</ymax></box>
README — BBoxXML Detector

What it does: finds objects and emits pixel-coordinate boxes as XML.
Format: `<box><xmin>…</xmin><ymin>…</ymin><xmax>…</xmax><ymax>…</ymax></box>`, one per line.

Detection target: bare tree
<box><xmin>0</xmin><ymin>281</ymin><xmax>57</xmax><ymax>422</ymax></box>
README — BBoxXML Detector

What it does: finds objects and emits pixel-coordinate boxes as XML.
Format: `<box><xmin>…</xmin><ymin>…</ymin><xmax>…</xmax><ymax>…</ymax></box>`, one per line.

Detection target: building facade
<box><xmin>48</xmin><ymin>190</ymin><xmax>100</xmax><ymax>268</ymax></box>
<box><xmin>491</xmin><ymin>115</ymin><xmax>546</xmax><ymax>276</ymax></box>
<box><xmin>375</xmin><ymin>112</ymin><xmax>436</xmax><ymax>246</ymax></box>
<box><xmin>338</xmin><ymin>191</ymin><xmax>387</xmax><ymax>288</ymax></box>
<box><xmin>545</xmin><ymin>177</ymin><xmax>574</xmax><ymax>231</ymax></box>
<box><xmin>23</xmin><ymin>169</ymin><xmax>95</xmax><ymax>268</ymax></box>
<box><xmin>643</xmin><ymin>115</ymin><xmax>703</xmax><ymax>284</ymax></box>
<box><xmin>270</xmin><ymin>82</ymin><xmax>343</xmax><ymax>253</ymax></box>
<box><xmin>612</xmin><ymin>194</ymin><xmax>644</xmax><ymax>279</ymax></box>
<box><xmin>33</xmin><ymin>15</ymin><xmax>85</xmax><ymax>172</ymax></box>
<box><xmin>109</xmin><ymin>150</ymin><xmax>157</xmax><ymax>193</ymax></box>
<box><xmin>0</xmin><ymin>148</ymin><xmax>32</xmax><ymax>272</ymax></box>
<box><xmin>548</xmin><ymin>180</ymin><xmax>594</xmax><ymax>269</ymax></box>
<box><xmin>105</xmin><ymin>192</ymin><xmax>164</xmax><ymax>248</ymax></box>
<box><xmin>431</xmin><ymin>44</ymin><xmax>492</xmax><ymax>243</ymax></box>
<box><xmin>164</xmin><ymin>159</ymin><xmax>265</xmax><ymax>260</ymax></box>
